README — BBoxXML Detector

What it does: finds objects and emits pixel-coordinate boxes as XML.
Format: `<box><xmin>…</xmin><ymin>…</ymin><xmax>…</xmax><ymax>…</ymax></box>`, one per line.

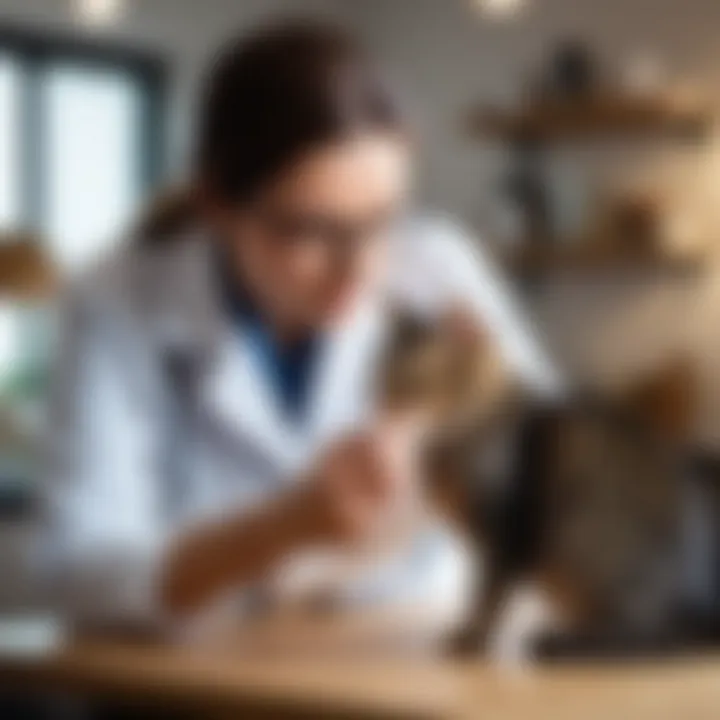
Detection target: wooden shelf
<box><xmin>500</xmin><ymin>243</ymin><xmax>704</xmax><ymax>278</ymax></box>
<box><xmin>468</xmin><ymin>93</ymin><xmax>712</xmax><ymax>143</ymax></box>
<box><xmin>0</xmin><ymin>234</ymin><xmax>56</xmax><ymax>300</ymax></box>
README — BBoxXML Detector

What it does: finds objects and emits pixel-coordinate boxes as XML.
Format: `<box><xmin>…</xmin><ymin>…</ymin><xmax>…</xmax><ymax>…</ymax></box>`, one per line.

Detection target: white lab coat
<box><xmin>38</xmin><ymin>214</ymin><xmax>561</xmax><ymax>632</ymax></box>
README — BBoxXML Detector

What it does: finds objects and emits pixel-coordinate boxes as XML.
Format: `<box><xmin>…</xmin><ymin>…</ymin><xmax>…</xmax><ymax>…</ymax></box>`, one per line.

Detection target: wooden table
<box><xmin>1</xmin><ymin>609</ymin><xmax>720</xmax><ymax>719</ymax></box>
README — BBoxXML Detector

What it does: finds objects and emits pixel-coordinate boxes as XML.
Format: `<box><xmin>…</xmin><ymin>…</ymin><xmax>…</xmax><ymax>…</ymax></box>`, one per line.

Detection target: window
<box><xmin>0</xmin><ymin>29</ymin><xmax>165</xmax><ymax>505</ymax></box>
<box><xmin>0</xmin><ymin>55</ymin><xmax>21</xmax><ymax>229</ymax></box>
<box><xmin>0</xmin><ymin>26</ymin><xmax>166</xmax><ymax>272</ymax></box>
<box><xmin>43</xmin><ymin>64</ymin><xmax>145</xmax><ymax>268</ymax></box>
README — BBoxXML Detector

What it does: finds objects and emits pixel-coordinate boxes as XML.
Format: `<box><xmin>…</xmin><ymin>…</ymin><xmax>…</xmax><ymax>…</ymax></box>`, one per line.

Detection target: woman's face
<box><xmin>216</xmin><ymin>132</ymin><xmax>412</xmax><ymax>333</ymax></box>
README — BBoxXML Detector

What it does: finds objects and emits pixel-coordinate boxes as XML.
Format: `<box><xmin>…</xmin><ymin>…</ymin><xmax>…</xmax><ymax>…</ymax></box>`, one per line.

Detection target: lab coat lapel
<box><xmin>144</xmin><ymin>231</ymin><xmax>388</xmax><ymax>472</ymax></box>
<box><xmin>142</xmin><ymin>231</ymin><xmax>299</xmax><ymax>470</ymax></box>
<box><xmin>204</xmin><ymin>296</ymin><xmax>387</xmax><ymax>474</ymax></box>
<box><xmin>204</xmin><ymin>288</ymin><xmax>388</xmax><ymax>472</ymax></box>
<box><xmin>201</xmin><ymin>324</ymin><xmax>303</xmax><ymax>471</ymax></box>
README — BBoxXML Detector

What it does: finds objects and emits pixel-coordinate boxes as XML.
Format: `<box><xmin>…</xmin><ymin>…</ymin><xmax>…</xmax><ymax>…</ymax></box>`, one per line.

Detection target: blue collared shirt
<box><xmin>220</xmin><ymin>269</ymin><xmax>320</xmax><ymax>422</ymax></box>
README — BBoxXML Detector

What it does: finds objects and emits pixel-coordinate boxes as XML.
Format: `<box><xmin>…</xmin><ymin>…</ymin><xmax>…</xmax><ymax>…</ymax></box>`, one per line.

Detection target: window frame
<box><xmin>0</xmin><ymin>23</ymin><xmax>168</xmax><ymax>233</ymax></box>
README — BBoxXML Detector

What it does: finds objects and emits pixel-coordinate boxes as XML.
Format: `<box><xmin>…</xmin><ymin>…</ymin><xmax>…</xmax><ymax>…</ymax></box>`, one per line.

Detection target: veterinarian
<box><xmin>40</xmin><ymin>20</ymin><xmax>559</xmax><ymax>634</ymax></box>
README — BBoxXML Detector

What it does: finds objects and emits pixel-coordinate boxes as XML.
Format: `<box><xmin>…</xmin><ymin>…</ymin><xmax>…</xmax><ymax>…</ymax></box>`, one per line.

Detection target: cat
<box><xmin>377</xmin><ymin>308</ymin><xmax>720</xmax><ymax>662</ymax></box>
<box><xmin>469</xmin><ymin>392</ymin><xmax>686</xmax><ymax>663</ymax></box>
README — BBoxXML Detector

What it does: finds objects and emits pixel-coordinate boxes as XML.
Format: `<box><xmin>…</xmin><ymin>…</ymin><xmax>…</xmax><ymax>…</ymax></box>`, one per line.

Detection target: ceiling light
<box><xmin>73</xmin><ymin>0</ymin><xmax>126</xmax><ymax>29</ymax></box>
<box><xmin>474</xmin><ymin>0</ymin><xmax>527</xmax><ymax>20</ymax></box>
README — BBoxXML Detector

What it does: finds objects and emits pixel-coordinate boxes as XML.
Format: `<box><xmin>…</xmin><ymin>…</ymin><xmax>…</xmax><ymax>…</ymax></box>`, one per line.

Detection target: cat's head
<box><xmin>377</xmin><ymin>306</ymin><xmax>510</xmax><ymax>432</ymax></box>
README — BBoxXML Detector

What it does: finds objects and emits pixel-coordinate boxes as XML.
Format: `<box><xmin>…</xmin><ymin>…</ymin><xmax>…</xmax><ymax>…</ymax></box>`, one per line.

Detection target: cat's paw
<box><xmin>488</xmin><ymin>582</ymin><xmax>563</xmax><ymax>668</ymax></box>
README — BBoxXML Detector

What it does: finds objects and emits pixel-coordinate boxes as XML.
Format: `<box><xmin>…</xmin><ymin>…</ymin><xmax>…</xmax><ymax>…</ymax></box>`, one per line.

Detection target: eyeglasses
<box><xmin>250</xmin><ymin>204</ymin><xmax>403</xmax><ymax>253</ymax></box>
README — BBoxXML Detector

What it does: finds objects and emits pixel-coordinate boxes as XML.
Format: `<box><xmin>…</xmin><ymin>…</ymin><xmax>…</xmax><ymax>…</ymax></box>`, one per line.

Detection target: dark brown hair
<box><xmin>197</xmin><ymin>19</ymin><xmax>404</xmax><ymax>204</ymax></box>
<box><xmin>135</xmin><ymin>21</ymin><xmax>404</xmax><ymax>246</ymax></box>
<box><xmin>137</xmin><ymin>20</ymin><xmax>405</xmax><ymax>243</ymax></box>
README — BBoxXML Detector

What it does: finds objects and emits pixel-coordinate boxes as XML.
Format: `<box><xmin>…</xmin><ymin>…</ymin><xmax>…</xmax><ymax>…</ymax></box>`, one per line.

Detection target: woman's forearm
<box><xmin>160</xmin><ymin>430</ymin><xmax>402</xmax><ymax>616</ymax></box>
<box><xmin>159</xmin><ymin>493</ymin><xmax>309</xmax><ymax>615</ymax></box>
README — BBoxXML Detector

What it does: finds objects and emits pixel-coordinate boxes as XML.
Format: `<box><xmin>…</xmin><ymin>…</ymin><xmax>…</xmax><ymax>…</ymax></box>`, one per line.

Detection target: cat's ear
<box><xmin>383</xmin><ymin>304</ymin><xmax>433</xmax><ymax>349</ymax></box>
<box><xmin>622</xmin><ymin>359</ymin><xmax>695</xmax><ymax>442</ymax></box>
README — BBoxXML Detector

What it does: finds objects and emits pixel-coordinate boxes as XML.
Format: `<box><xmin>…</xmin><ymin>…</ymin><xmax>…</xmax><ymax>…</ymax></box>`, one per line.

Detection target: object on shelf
<box><xmin>501</xmin><ymin>142</ymin><xmax>553</xmax><ymax>242</ymax></box>
<box><xmin>537</xmin><ymin>40</ymin><xmax>600</xmax><ymax>102</ymax></box>
<box><xmin>600</xmin><ymin>192</ymin><xmax>663</xmax><ymax>258</ymax></box>
<box><xmin>623</xmin><ymin>52</ymin><xmax>666</xmax><ymax>97</ymax></box>
<box><xmin>597</xmin><ymin>163</ymin><xmax>720</xmax><ymax>264</ymax></box>
<box><xmin>0</xmin><ymin>234</ymin><xmax>57</xmax><ymax>301</ymax></box>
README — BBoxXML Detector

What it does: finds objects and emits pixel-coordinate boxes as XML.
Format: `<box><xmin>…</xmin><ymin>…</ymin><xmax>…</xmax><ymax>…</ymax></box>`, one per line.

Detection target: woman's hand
<box><xmin>160</xmin><ymin>429</ymin><xmax>413</xmax><ymax>615</ymax></box>
<box><xmin>285</xmin><ymin>430</ymin><xmax>412</xmax><ymax>548</ymax></box>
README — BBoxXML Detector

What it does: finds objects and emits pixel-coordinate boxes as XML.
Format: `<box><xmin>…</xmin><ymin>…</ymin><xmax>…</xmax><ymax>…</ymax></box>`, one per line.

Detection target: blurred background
<box><xmin>1</xmin><ymin>0</ymin><xmax>720</xmax><ymax>613</ymax></box>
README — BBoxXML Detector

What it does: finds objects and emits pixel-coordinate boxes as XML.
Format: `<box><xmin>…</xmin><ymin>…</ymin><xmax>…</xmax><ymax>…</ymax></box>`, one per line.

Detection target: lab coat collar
<box><xmin>140</xmin><ymin>229</ymin><xmax>387</xmax><ymax>474</ymax></box>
